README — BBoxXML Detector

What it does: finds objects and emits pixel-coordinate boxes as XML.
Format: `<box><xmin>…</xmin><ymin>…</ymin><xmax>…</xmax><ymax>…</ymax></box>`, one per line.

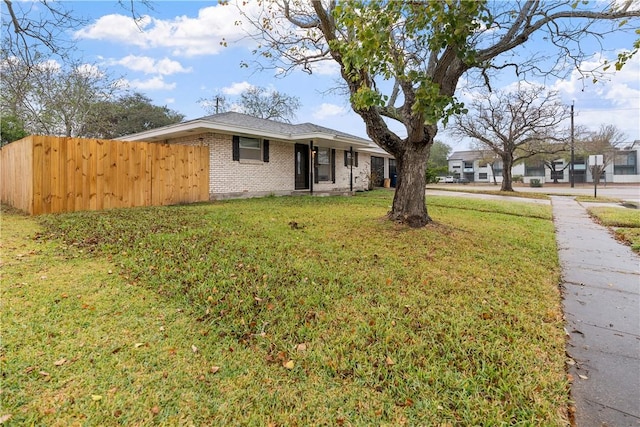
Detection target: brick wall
<box><xmin>164</xmin><ymin>133</ymin><xmax>372</xmax><ymax>198</ymax></box>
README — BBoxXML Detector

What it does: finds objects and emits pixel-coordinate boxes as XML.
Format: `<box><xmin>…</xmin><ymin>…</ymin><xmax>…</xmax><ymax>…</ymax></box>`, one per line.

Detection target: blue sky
<box><xmin>10</xmin><ymin>1</ymin><xmax>640</xmax><ymax>150</ymax></box>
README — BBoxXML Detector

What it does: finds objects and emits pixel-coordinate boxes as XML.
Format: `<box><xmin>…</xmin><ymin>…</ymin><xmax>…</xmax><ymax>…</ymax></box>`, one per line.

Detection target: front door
<box><xmin>294</xmin><ymin>144</ymin><xmax>309</xmax><ymax>190</ymax></box>
<box><xmin>371</xmin><ymin>156</ymin><xmax>385</xmax><ymax>187</ymax></box>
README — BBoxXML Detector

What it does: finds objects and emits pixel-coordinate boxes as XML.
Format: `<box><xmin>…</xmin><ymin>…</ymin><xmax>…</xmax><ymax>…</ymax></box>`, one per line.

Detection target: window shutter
<box><xmin>331</xmin><ymin>149</ymin><xmax>336</xmax><ymax>183</ymax></box>
<box><xmin>263</xmin><ymin>139</ymin><xmax>270</xmax><ymax>162</ymax></box>
<box><xmin>232</xmin><ymin>135</ymin><xmax>240</xmax><ymax>161</ymax></box>
<box><xmin>344</xmin><ymin>151</ymin><xmax>348</xmax><ymax>166</ymax></box>
<box><xmin>355</xmin><ymin>152</ymin><xmax>359</xmax><ymax>167</ymax></box>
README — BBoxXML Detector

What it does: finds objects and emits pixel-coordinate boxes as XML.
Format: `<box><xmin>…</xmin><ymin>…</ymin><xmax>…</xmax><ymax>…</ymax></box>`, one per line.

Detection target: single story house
<box><xmin>119</xmin><ymin>112</ymin><xmax>394</xmax><ymax>200</ymax></box>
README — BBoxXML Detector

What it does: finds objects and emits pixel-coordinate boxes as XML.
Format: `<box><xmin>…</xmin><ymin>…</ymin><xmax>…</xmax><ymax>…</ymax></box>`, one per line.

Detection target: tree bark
<box><xmin>389</xmin><ymin>143</ymin><xmax>432</xmax><ymax>227</ymax></box>
<box><xmin>501</xmin><ymin>155</ymin><xmax>514</xmax><ymax>191</ymax></box>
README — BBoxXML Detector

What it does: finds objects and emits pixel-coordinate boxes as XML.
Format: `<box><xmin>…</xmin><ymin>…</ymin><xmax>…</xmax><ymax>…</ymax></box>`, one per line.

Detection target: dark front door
<box><xmin>295</xmin><ymin>144</ymin><xmax>309</xmax><ymax>190</ymax></box>
<box><xmin>371</xmin><ymin>156</ymin><xmax>385</xmax><ymax>187</ymax></box>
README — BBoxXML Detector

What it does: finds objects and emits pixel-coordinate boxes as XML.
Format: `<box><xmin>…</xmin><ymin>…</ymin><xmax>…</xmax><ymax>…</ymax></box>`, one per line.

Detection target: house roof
<box><xmin>118</xmin><ymin>112</ymin><xmax>378</xmax><ymax>151</ymax></box>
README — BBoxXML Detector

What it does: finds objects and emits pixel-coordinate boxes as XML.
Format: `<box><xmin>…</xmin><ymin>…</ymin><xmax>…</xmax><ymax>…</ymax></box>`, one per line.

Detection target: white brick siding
<box><xmin>162</xmin><ymin>132</ymin><xmax>372</xmax><ymax>199</ymax></box>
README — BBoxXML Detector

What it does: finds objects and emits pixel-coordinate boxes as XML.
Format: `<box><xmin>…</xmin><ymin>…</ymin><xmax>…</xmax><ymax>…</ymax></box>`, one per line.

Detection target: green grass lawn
<box><xmin>1</xmin><ymin>191</ymin><xmax>569</xmax><ymax>425</ymax></box>
<box><xmin>587</xmin><ymin>206</ymin><xmax>640</xmax><ymax>252</ymax></box>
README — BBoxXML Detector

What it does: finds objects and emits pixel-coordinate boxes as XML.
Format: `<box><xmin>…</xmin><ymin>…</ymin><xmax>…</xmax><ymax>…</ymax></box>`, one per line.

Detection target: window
<box><xmin>240</xmin><ymin>137</ymin><xmax>261</xmax><ymax>160</ymax></box>
<box><xmin>525</xmin><ymin>160</ymin><xmax>545</xmax><ymax>176</ymax></box>
<box><xmin>316</xmin><ymin>147</ymin><xmax>333</xmax><ymax>181</ymax></box>
<box><xmin>479</xmin><ymin>172</ymin><xmax>488</xmax><ymax>180</ymax></box>
<box><xmin>551</xmin><ymin>170</ymin><xmax>564</xmax><ymax>180</ymax></box>
<box><xmin>344</xmin><ymin>151</ymin><xmax>359</xmax><ymax>167</ymax></box>
<box><xmin>232</xmin><ymin>136</ymin><xmax>269</xmax><ymax>162</ymax></box>
<box><xmin>614</xmin><ymin>151</ymin><xmax>637</xmax><ymax>175</ymax></box>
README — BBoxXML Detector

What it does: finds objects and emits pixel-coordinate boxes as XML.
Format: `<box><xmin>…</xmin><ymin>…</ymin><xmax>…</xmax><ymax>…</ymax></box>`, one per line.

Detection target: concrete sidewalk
<box><xmin>551</xmin><ymin>196</ymin><xmax>640</xmax><ymax>426</ymax></box>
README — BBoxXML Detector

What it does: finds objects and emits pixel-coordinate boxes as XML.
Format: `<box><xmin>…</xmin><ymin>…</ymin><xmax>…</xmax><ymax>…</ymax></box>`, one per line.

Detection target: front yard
<box><xmin>1</xmin><ymin>191</ymin><xmax>568</xmax><ymax>425</ymax></box>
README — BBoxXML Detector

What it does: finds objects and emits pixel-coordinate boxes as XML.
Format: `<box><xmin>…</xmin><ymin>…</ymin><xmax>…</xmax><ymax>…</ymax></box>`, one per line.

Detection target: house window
<box><xmin>316</xmin><ymin>147</ymin><xmax>333</xmax><ymax>181</ymax></box>
<box><xmin>239</xmin><ymin>137</ymin><xmax>261</xmax><ymax>161</ymax></box>
<box><xmin>479</xmin><ymin>172</ymin><xmax>488</xmax><ymax>180</ymax></box>
<box><xmin>551</xmin><ymin>170</ymin><xmax>564</xmax><ymax>180</ymax></box>
<box><xmin>344</xmin><ymin>151</ymin><xmax>359</xmax><ymax>167</ymax></box>
<box><xmin>232</xmin><ymin>136</ymin><xmax>269</xmax><ymax>162</ymax></box>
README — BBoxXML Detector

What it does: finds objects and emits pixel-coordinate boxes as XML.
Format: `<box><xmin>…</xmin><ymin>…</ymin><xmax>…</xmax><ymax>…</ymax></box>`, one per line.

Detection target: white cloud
<box><xmin>312</xmin><ymin>103</ymin><xmax>347</xmax><ymax>120</ymax></box>
<box><xmin>165</xmin><ymin>98</ymin><xmax>175</xmax><ymax>105</ymax></box>
<box><xmin>125</xmin><ymin>76</ymin><xmax>176</xmax><ymax>91</ymax></box>
<box><xmin>110</xmin><ymin>55</ymin><xmax>191</xmax><ymax>75</ymax></box>
<box><xmin>75</xmin><ymin>14</ymin><xmax>151</xmax><ymax>47</ymax></box>
<box><xmin>553</xmin><ymin>52</ymin><xmax>640</xmax><ymax>140</ymax></box>
<box><xmin>75</xmin><ymin>3</ymin><xmax>263</xmax><ymax>57</ymax></box>
<box><xmin>221</xmin><ymin>81</ymin><xmax>254</xmax><ymax>95</ymax></box>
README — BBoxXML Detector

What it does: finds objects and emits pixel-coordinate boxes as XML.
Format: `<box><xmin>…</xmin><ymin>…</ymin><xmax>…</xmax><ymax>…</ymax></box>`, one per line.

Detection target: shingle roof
<box><xmin>195</xmin><ymin>112</ymin><xmax>371</xmax><ymax>144</ymax></box>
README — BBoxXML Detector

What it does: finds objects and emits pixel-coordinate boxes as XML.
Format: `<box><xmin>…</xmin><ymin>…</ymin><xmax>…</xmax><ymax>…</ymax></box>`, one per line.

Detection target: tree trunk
<box><xmin>501</xmin><ymin>156</ymin><xmax>514</xmax><ymax>191</ymax></box>
<box><xmin>388</xmin><ymin>144</ymin><xmax>431</xmax><ymax>227</ymax></box>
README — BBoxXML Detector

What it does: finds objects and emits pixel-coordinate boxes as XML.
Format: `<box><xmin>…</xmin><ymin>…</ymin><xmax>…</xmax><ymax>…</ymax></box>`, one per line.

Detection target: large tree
<box><xmin>82</xmin><ymin>92</ymin><xmax>185</xmax><ymax>139</ymax></box>
<box><xmin>0</xmin><ymin>56</ymin><xmax>121</xmax><ymax>137</ymax></box>
<box><xmin>453</xmin><ymin>85</ymin><xmax>570</xmax><ymax>191</ymax></box>
<box><xmin>200</xmin><ymin>86</ymin><xmax>301</xmax><ymax>123</ymax></box>
<box><xmin>239</xmin><ymin>0</ymin><xmax>640</xmax><ymax>226</ymax></box>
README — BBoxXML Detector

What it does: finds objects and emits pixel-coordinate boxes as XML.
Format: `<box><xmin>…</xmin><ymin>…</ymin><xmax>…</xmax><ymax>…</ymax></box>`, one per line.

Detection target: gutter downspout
<box><xmin>309</xmin><ymin>141</ymin><xmax>314</xmax><ymax>195</ymax></box>
<box><xmin>350</xmin><ymin>146</ymin><xmax>353</xmax><ymax>192</ymax></box>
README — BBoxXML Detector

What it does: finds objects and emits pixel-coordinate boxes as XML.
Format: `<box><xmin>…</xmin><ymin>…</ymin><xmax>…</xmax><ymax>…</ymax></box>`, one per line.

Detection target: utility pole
<box><xmin>570</xmin><ymin>101</ymin><xmax>575</xmax><ymax>188</ymax></box>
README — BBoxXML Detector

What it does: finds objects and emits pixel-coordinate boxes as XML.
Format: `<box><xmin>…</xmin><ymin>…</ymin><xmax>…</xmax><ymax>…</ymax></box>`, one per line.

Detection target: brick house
<box><xmin>119</xmin><ymin>112</ymin><xmax>394</xmax><ymax>200</ymax></box>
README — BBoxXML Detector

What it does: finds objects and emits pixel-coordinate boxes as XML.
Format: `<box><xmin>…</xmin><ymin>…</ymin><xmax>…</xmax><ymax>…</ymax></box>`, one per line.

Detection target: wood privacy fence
<box><xmin>1</xmin><ymin>135</ymin><xmax>210</xmax><ymax>215</ymax></box>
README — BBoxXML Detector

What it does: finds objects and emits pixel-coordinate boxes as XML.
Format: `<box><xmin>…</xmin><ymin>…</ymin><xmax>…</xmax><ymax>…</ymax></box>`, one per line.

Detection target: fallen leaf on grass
<box><xmin>385</xmin><ymin>356</ymin><xmax>395</xmax><ymax>366</ymax></box>
<box><xmin>54</xmin><ymin>358</ymin><xmax>67</xmax><ymax>366</ymax></box>
<box><xmin>283</xmin><ymin>360</ymin><xmax>295</xmax><ymax>370</ymax></box>
<box><xmin>191</xmin><ymin>345</ymin><xmax>199</xmax><ymax>353</ymax></box>
<box><xmin>210</xmin><ymin>366</ymin><xmax>220</xmax><ymax>374</ymax></box>
<box><xmin>151</xmin><ymin>406</ymin><xmax>160</xmax><ymax>415</ymax></box>
<box><xmin>295</xmin><ymin>343</ymin><xmax>307</xmax><ymax>352</ymax></box>
<box><xmin>39</xmin><ymin>371</ymin><xmax>50</xmax><ymax>377</ymax></box>
<box><xmin>134</xmin><ymin>343</ymin><xmax>145</xmax><ymax>348</ymax></box>
<box><xmin>91</xmin><ymin>395</ymin><xmax>102</xmax><ymax>401</ymax></box>
<box><xmin>578</xmin><ymin>374</ymin><xmax>588</xmax><ymax>380</ymax></box>
<box><xmin>0</xmin><ymin>414</ymin><xmax>12</xmax><ymax>424</ymax></box>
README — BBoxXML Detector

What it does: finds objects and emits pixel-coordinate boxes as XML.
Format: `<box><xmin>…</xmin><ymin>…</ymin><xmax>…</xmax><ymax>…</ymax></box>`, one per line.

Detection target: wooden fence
<box><xmin>1</xmin><ymin>135</ymin><xmax>210</xmax><ymax>215</ymax></box>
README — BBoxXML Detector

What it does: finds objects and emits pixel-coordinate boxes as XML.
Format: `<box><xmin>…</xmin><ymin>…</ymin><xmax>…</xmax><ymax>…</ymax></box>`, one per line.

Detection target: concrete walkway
<box><xmin>551</xmin><ymin>196</ymin><xmax>640</xmax><ymax>427</ymax></box>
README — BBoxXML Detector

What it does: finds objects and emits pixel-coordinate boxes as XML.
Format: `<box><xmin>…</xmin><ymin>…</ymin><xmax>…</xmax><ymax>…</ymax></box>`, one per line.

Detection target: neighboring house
<box><xmin>119</xmin><ymin>112</ymin><xmax>394</xmax><ymax>199</ymax></box>
<box><xmin>448</xmin><ymin>143</ymin><xmax>640</xmax><ymax>184</ymax></box>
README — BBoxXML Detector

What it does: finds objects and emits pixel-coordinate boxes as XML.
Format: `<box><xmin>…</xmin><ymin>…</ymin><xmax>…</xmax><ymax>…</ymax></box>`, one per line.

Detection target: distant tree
<box><xmin>200</xmin><ymin>86</ymin><xmax>301</xmax><ymax>123</ymax></box>
<box><xmin>453</xmin><ymin>86</ymin><xmax>570</xmax><ymax>191</ymax></box>
<box><xmin>426</xmin><ymin>140</ymin><xmax>451</xmax><ymax>182</ymax></box>
<box><xmin>198</xmin><ymin>94</ymin><xmax>229</xmax><ymax>115</ymax></box>
<box><xmin>0</xmin><ymin>55</ymin><xmax>121</xmax><ymax>137</ymax></box>
<box><xmin>239</xmin><ymin>86</ymin><xmax>301</xmax><ymax>123</ymax></box>
<box><xmin>0</xmin><ymin>114</ymin><xmax>28</xmax><ymax>146</ymax></box>
<box><xmin>82</xmin><ymin>92</ymin><xmax>184</xmax><ymax>139</ymax></box>
<box><xmin>578</xmin><ymin>124</ymin><xmax>627</xmax><ymax>168</ymax></box>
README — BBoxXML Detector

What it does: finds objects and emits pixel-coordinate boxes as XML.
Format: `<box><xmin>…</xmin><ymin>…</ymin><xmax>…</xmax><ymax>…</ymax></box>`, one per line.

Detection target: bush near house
<box><xmin>2</xmin><ymin>192</ymin><xmax>568</xmax><ymax>426</ymax></box>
